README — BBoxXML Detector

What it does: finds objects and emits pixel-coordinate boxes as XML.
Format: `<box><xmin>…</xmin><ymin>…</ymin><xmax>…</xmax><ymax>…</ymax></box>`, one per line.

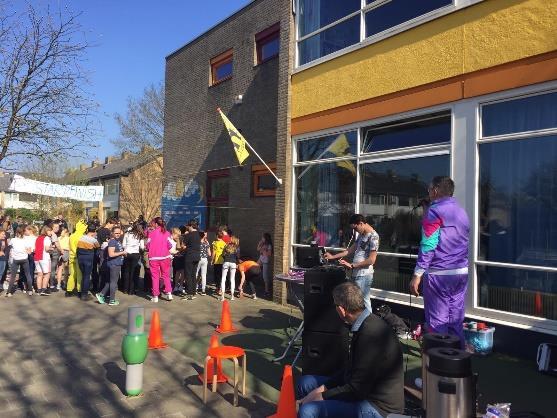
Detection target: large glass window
<box><xmin>299</xmin><ymin>15</ymin><xmax>360</xmax><ymax>66</ymax></box>
<box><xmin>296</xmin><ymin>0</ymin><xmax>456</xmax><ymax>66</ymax></box>
<box><xmin>365</xmin><ymin>0</ymin><xmax>452</xmax><ymax>38</ymax></box>
<box><xmin>362</xmin><ymin>114</ymin><xmax>450</xmax><ymax>153</ymax></box>
<box><xmin>478</xmin><ymin>91</ymin><xmax>557</xmax><ymax>320</ymax></box>
<box><xmin>360</xmin><ymin>155</ymin><xmax>450</xmax><ymax>253</ymax></box>
<box><xmin>482</xmin><ymin>92</ymin><xmax>557</xmax><ymax>137</ymax></box>
<box><xmin>295</xmin><ymin>161</ymin><xmax>356</xmax><ymax>246</ymax></box>
<box><xmin>298</xmin><ymin>131</ymin><xmax>357</xmax><ymax>162</ymax></box>
<box><xmin>298</xmin><ymin>0</ymin><xmax>360</xmax><ymax>37</ymax></box>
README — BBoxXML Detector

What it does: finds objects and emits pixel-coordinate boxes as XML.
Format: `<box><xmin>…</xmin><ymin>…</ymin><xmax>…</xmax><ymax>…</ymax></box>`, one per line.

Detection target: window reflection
<box><xmin>295</xmin><ymin>161</ymin><xmax>356</xmax><ymax>246</ymax></box>
<box><xmin>478</xmin><ymin>265</ymin><xmax>557</xmax><ymax>320</ymax></box>
<box><xmin>299</xmin><ymin>15</ymin><xmax>360</xmax><ymax>65</ymax></box>
<box><xmin>482</xmin><ymin>91</ymin><xmax>557</xmax><ymax>137</ymax></box>
<box><xmin>373</xmin><ymin>256</ymin><xmax>418</xmax><ymax>293</ymax></box>
<box><xmin>365</xmin><ymin>0</ymin><xmax>452</xmax><ymax>38</ymax></box>
<box><xmin>298</xmin><ymin>131</ymin><xmax>357</xmax><ymax>162</ymax></box>
<box><xmin>298</xmin><ymin>0</ymin><xmax>360</xmax><ymax>37</ymax></box>
<box><xmin>360</xmin><ymin>155</ymin><xmax>450</xmax><ymax>254</ymax></box>
<box><xmin>478</xmin><ymin>135</ymin><xmax>557</xmax><ymax>268</ymax></box>
<box><xmin>363</xmin><ymin>114</ymin><xmax>450</xmax><ymax>153</ymax></box>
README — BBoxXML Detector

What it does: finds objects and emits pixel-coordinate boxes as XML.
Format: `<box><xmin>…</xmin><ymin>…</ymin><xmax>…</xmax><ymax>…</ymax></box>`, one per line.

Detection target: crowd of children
<box><xmin>0</xmin><ymin>212</ymin><xmax>273</xmax><ymax>306</ymax></box>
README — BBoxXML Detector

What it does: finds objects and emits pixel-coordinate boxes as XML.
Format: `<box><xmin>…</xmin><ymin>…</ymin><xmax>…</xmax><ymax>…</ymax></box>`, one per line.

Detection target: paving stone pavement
<box><xmin>0</xmin><ymin>289</ymin><xmax>300</xmax><ymax>417</ymax></box>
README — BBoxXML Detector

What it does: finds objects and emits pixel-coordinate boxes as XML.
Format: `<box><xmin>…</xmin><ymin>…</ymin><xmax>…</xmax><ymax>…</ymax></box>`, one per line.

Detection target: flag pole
<box><xmin>243</xmin><ymin>140</ymin><xmax>283</xmax><ymax>185</ymax></box>
<box><xmin>217</xmin><ymin>107</ymin><xmax>282</xmax><ymax>185</ymax></box>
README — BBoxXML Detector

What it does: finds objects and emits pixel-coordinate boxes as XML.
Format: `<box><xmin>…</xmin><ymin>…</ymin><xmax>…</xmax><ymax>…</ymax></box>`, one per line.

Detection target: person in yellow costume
<box><xmin>67</xmin><ymin>219</ymin><xmax>87</xmax><ymax>296</ymax></box>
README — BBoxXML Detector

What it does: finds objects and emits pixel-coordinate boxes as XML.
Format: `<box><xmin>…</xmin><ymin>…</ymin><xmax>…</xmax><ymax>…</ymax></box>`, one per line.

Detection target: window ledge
<box><xmin>210</xmin><ymin>76</ymin><xmax>232</xmax><ymax>88</ymax></box>
<box><xmin>254</xmin><ymin>54</ymin><xmax>279</xmax><ymax>68</ymax></box>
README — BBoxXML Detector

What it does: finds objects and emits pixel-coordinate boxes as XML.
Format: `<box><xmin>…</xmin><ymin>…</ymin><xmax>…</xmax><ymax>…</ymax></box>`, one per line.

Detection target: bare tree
<box><xmin>119</xmin><ymin>156</ymin><xmax>163</xmax><ymax>223</ymax></box>
<box><xmin>112</xmin><ymin>82</ymin><xmax>164</xmax><ymax>152</ymax></box>
<box><xmin>0</xmin><ymin>3</ymin><xmax>96</xmax><ymax>169</ymax></box>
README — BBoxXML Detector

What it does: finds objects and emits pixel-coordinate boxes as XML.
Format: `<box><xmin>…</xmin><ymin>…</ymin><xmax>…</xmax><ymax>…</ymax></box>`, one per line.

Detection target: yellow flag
<box><xmin>328</xmin><ymin>133</ymin><xmax>356</xmax><ymax>176</ymax></box>
<box><xmin>218</xmin><ymin>108</ymin><xmax>250</xmax><ymax>164</ymax></box>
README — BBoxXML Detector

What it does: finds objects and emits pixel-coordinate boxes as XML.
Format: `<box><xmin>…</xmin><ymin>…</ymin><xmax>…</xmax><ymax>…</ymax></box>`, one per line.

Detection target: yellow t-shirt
<box><xmin>212</xmin><ymin>239</ymin><xmax>226</xmax><ymax>264</ymax></box>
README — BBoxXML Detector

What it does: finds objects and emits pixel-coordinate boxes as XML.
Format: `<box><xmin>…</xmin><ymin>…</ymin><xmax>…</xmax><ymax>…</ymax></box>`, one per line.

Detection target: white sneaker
<box><xmin>220</xmin><ymin>295</ymin><xmax>225</xmax><ymax>302</ymax></box>
<box><xmin>161</xmin><ymin>292</ymin><xmax>173</xmax><ymax>301</ymax></box>
<box><xmin>231</xmin><ymin>296</ymin><xmax>235</xmax><ymax>301</ymax></box>
<box><xmin>151</xmin><ymin>296</ymin><xmax>159</xmax><ymax>303</ymax></box>
<box><xmin>252</xmin><ymin>295</ymin><xmax>257</xmax><ymax>300</ymax></box>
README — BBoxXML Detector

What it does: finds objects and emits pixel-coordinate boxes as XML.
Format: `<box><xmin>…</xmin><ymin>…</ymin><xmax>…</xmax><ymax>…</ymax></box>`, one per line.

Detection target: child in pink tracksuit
<box><xmin>146</xmin><ymin>217</ymin><xmax>175</xmax><ymax>303</ymax></box>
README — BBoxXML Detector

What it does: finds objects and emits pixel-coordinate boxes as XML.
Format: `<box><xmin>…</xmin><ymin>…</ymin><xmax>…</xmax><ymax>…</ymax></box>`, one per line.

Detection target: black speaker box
<box><xmin>304</xmin><ymin>267</ymin><xmax>347</xmax><ymax>334</ymax></box>
<box><xmin>302</xmin><ymin>330</ymin><xmax>349</xmax><ymax>376</ymax></box>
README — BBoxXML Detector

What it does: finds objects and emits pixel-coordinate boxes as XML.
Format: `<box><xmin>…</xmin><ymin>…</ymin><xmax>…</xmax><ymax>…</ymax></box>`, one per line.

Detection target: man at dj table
<box><xmin>324</xmin><ymin>214</ymin><xmax>378</xmax><ymax>313</ymax></box>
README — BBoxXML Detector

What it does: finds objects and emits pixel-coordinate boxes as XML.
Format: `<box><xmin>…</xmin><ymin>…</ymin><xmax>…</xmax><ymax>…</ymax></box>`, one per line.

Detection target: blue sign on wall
<box><xmin>162</xmin><ymin>179</ymin><xmax>205</xmax><ymax>229</ymax></box>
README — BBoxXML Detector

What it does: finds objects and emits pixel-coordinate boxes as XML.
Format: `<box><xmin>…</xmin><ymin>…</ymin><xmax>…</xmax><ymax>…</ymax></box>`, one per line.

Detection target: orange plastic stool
<box><xmin>203</xmin><ymin>345</ymin><xmax>247</xmax><ymax>406</ymax></box>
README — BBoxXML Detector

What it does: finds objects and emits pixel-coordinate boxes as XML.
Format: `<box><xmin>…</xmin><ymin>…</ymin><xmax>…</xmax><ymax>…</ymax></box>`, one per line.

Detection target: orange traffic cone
<box><xmin>534</xmin><ymin>291</ymin><xmax>543</xmax><ymax>316</ymax></box>
<box><xmin>197</xmin><ymin>334</ymin><xmax>229</xmax><ymax>384</ymax></box>
<box><xmin>215</xmin><ymin>300</ymin><xmax>237</xmax><ymax>333</ymax></box>
<box><xmin>268</xmin><ymin>365</ymin><xmax>296</xmax><ymax>418</ymax></box>
<box><xmin>148</xmin><ymin>310</ymin><xmax>168</xmax><ymax>349</ymax></box>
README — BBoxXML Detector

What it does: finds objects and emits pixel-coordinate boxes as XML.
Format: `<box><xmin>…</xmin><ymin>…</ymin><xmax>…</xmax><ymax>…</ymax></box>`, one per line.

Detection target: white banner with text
<box><xmin>8</xmin><ymin>175</ymin><xmax>103</xmax><ymax>202</ymax></box>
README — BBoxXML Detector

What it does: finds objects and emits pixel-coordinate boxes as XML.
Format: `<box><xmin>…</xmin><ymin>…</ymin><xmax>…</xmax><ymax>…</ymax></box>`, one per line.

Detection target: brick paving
<box><xmin>0</xmin><ymin>290</ymin><xmax>300</xmax><ymax>417</ymax></box>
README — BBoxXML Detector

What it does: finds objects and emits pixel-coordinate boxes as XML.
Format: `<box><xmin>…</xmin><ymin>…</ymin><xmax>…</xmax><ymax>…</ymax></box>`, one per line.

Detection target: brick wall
<box><xmin>164</xmin><ymin>0</ymin><xmax>293</xmax><ymax>262</ymax></box>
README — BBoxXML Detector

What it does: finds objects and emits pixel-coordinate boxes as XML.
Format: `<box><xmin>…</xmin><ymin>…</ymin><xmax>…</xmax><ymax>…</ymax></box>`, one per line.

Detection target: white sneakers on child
<box><xmin>151</xmin><ymin>296</ymin><xmax>159</xmax><ymax>303</ymax></box>
<box><xmin>160</xmin><ymin>292</ymin><xmax>173</xmax><ymax>301</ymax></box>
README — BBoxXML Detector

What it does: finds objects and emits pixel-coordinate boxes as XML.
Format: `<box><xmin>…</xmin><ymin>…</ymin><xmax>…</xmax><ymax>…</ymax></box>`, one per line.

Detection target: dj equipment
<box><xmin>302</xmin><ymin>266</ymin><xmax>349</xmax><ymax>375</ymax></box>
<box><xmin>296</xmin><ymin>246</ymin><xmax>321</xmax><ymax>269</ymax></box>
<box><xmin>537</xmin><ymin>343</ymin><xmax>557</xmax><ymax>376</ymax></box>
<box><xmin>303</xmin><ymin>266</ymin><xmax>347</xmax><ymax>333</ymax></box>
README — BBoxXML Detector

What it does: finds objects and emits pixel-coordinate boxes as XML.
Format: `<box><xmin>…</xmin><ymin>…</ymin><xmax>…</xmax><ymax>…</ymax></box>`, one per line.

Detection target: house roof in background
<box><xmin>74</xmin><ymin>148</ymin><xmax>162</xmax><ymax>182</ymax></box>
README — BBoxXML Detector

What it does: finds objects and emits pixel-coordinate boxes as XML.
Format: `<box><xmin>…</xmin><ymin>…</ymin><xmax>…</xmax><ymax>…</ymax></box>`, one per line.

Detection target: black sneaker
<box><xmin>49</xmin><ymin>287</ymin><xmax>59</xmax><ymax>293</ymax></box>
<box><xmin>81</xmin><ymin>294</ymin><xmax>93</xmax><ymax>302</ymax></box>
<box><xmin>65</xmin><ymin>291</ymin><xmax>73</xmax><ymax>297</ymax></box>
<box><xmin>41</xmin><ymin>290</ymin><xmax>50</xmax><ymax>296</ymax></box>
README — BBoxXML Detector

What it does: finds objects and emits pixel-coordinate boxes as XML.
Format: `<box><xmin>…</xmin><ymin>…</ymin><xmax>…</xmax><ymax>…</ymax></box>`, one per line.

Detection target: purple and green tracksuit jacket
<box><xmin>414</xmin><ymin>197</ymin><xmax>470</xmax><ymax>343</ymax></box>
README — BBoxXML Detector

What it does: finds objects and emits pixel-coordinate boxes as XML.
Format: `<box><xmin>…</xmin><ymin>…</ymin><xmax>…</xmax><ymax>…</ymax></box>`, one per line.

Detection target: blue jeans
<box><xmin>78</xmin><ymin>255</ymin><xmax>95</xmax><ymax>296</ymax></box>
<box><xmin>353</xmin><ymin>274</ymin><xmax>373</xmax><ymax>312</ymax></box>
<box><xmin>296</xmin><ymin>375</ymin><xmax>383</xmax><ymax>418</ymax></box>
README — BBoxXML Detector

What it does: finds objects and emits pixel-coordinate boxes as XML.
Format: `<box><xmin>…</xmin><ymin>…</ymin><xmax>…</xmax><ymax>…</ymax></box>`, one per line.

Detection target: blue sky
<box><xmin>23</xmin><ymin>0</ymin><xmax>250</xmax><ymax>163</ymax></box>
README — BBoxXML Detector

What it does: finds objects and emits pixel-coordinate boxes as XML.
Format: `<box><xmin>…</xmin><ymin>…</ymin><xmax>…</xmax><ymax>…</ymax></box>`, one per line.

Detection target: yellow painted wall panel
<box><xmin>463</xmin><ymin>0</ymin><xmax>557</xmax><ymax>72</ymax></box>
<box><xmin>292</xmin><ymin>0</ymin><xmax>557</xmax><ymax>119</ymax></box>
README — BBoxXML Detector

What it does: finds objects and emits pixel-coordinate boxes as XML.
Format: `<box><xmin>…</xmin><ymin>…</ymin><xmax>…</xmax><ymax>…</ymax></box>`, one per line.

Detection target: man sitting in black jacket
<box><xmin>296</xmin><ymin>282</ymin><xmax>404</xmax><ymax>418</ymax></box>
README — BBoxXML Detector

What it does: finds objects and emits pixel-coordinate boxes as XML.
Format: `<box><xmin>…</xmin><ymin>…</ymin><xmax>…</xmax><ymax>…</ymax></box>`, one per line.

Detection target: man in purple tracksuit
<box><xmin>410</xmin><ymin>176</ymin><xmax>470</xmax><ymax>344</ymax></box>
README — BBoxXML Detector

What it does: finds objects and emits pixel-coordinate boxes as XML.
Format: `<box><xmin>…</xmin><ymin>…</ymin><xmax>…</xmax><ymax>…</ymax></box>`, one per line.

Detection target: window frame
<box><xmin>255</xmin><ymin>23</ymin><xmax>280</xmax><ymax>65</ymax></box>
<box><xmin>210</xmin><ymin>49</ymin><xmax>233</xmax><ymax>86</ymax></box>
<box><xmin>473</xmin><ymin>87</ymin><xmax>557</xmax><ymax>324</ymax></box>
<box><xmin>290</xmin><ymin>83</ymin><xmax>557</xmax><ymax>334</ymax></box>
<box><xmin>206</xmin><ymin>169</ymin><xmax>230</xmax><ymax>231</ymax></box>
<box><xmin>252</xmin><ymin>163</ymin><xmax>277</xmax><ymax>197</ymax></box>
<box><xmin>294</xmin><ymin>0</ymin><xmax>484</xmax><ymax>70</ymax></box>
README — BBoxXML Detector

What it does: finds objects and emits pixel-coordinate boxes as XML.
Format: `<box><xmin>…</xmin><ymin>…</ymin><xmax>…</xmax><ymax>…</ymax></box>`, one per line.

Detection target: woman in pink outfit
<box><xmin>146</xmin><ymin>217</ymin><xmax>175</xmax><ymax>303</ymax></box>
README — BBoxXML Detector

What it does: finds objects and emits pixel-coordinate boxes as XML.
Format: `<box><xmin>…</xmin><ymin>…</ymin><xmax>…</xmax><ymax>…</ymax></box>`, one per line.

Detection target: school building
<box><xmin>276</xmin><ymin>0</ymin><xmax>557</xmax><ymax>345</ymax></box>
<box><xmin>162</xmin><ymin>0</ymin><xmax>293</xmax><ymax>260</ymax></box>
